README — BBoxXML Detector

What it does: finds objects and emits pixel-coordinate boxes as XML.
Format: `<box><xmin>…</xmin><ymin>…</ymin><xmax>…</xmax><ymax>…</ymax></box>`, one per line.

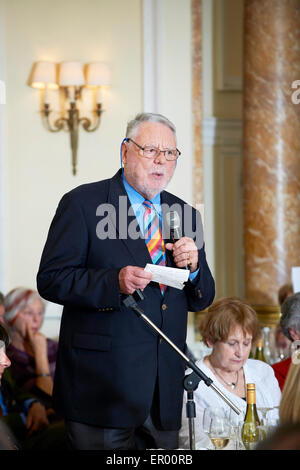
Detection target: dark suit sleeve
<box><xmin>184</xmin><ymin>243</ymin><xmax>215</xmax><ymax>312</ymax></box>
<box><xmin>37</xmin><ymin>192</ymin><xmax>121</xmax><ymax>311</ymax></box>
<box><xmin>181</xmin><ymin>203</ymin><xmax>215</xmax><ymax>311</ymax></box>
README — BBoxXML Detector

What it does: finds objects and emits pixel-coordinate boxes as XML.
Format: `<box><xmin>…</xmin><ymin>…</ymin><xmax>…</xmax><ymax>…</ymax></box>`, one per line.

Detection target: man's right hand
<box><xmin>118</xmin><ymin>266</ymin><xmax>153</xmax><ymax>295</ymax></box>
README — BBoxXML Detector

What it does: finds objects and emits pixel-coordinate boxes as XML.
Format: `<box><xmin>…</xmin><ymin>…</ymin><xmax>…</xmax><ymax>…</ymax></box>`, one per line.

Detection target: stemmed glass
<box><xmin>202</xmin><ymin>408</ymin><xmax>213</xmax><ymax>435</ymax></box>
<box><xmin>265</xmin><ymin>407</ymin><xmax>279</xmax><ymax>435</ymax></box>
<box><xmin>202</xmin><ymin>407</ymin><xmax>214</xmax><ymax>449</ymax></box>
<box><xmin>257</xmin><ymin>407</ymin><xmax>273</xmax><ymax>426</ymax></box>
<box><xmin>207</xmin><ymin>409</ymin><xmax>231</xmax><ymax>450</ymax></box>
<box><xmin>228</xmin><ymin>407</ymin><xmax>245</xmax><ymax>450</ymax></box>
<box><xmin>257</xmin><ymin>407</ymin><xmax>277</xmax><ymax>441</ymax></box>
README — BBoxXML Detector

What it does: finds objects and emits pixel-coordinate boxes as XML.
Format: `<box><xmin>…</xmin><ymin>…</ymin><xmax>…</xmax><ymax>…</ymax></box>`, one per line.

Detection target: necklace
<box><xmin>209</xmin><ymin>360</ymin><xmax>239</xmax><ymax>390</ymax></box>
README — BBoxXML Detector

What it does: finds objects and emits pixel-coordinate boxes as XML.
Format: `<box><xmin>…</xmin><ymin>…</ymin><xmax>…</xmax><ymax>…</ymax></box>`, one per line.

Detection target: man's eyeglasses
<box><xmin>127</xmin><ymin>138</ymin><xmax>181</xmax><ymax>161</ymax></box>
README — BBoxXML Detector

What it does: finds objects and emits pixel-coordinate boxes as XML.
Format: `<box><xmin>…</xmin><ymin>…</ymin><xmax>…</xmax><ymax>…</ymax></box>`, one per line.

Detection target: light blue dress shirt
<box><xmin>122</xmin><ymin>174</ymin><xmax>199</xmax><ymax>282</ymax></box>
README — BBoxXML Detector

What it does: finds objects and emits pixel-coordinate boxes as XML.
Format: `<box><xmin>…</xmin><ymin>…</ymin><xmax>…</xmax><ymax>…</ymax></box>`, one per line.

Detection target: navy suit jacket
<box><xmin>37</xmin><ymin>170</ymin><xmax>215</xmax><ymax>430</ymax></box>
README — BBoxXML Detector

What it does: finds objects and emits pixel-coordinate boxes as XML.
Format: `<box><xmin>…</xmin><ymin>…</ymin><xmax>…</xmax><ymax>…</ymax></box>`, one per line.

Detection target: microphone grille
<box><xmin>166</xmin><ymin>211</ymin><xmax>180</xmax><ymax>229</ymax></box>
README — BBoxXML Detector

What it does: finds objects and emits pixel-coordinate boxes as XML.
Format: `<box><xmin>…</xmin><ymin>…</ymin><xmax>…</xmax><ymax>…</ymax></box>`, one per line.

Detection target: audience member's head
<box><xmin>280</xmin><ymin>292</ymin><xmax>300</xmax><ymax>343</ymax></box>
<box><xmin>278</xmin><ymin>283</ymin><xmax>293</xmax><ymax>306</ymax></box>
<box><xmin>275</xmin><ymin>283</ymin><xmax>294</xmax><ymax>358</ymax></box>
<box><xmin>198</xmin><ymin>298</ymin><xmax>262</xmax><ymax>386</ymax></box>
<box><xmin>200</xmin><ymin>297</ymin><xmax>261</xmax><ymax>348</ymax></box>
<box><xmin>3</xmin><ymin>288</ymin><xmax>46</xmax><ymax>337</ymax></box>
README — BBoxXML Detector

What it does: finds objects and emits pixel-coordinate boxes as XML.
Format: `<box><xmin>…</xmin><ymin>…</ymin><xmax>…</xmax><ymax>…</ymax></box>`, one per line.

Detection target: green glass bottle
<box><xmin>242</xmin><ymin>383</ymin><xmax>261</xmax><ymax>450</ymax></box>
<box><xmin>255</xmin><ymin>338</ymin><xmax>266</xmax><ymax>362</ymax></box>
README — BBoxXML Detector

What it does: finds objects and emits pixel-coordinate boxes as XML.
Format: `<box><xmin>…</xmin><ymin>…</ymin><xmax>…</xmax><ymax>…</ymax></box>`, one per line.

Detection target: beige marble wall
<box><xmin>192</xmin><ymin>0</ymin><xmax>203</xmax><ymax>206</ymax></box>
<box><xmin>243</xmin><ymin>0</ymin><xmax>300</xmax><ymax>306</ymax></box>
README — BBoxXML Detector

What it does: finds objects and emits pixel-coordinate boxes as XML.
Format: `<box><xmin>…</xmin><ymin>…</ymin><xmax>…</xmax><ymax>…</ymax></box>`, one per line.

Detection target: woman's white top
<box><xmin>179</xmin><ymin>358</ymin><xmax>282</xmax><ymax>450</ymax></box>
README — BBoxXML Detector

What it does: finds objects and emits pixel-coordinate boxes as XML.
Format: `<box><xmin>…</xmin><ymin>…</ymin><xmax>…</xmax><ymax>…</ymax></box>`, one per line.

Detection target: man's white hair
<box><xmin>125</xmin><ymin>112</ymin><xmax>177</xmax><ymax>143</ymax></box>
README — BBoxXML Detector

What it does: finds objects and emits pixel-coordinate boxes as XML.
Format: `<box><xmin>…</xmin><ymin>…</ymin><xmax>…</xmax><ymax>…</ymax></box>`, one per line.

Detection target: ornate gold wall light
<box><xmin>29</xmin><ymin>61</ymin><xmax>111</xmax><ymax>175</ymax></box>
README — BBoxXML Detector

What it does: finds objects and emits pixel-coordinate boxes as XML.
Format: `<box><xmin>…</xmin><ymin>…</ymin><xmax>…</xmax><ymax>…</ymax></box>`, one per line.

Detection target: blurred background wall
<box><xmin>0</xmin><ymin>0</ymin><xmax>197</xmax><ymax>337</ymax></box>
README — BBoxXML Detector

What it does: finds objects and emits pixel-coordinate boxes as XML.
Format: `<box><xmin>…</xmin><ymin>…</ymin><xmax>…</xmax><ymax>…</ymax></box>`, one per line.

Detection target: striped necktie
<box><xmin>143</xmin><ymin>200</ymin><xmax>167</xmax><ymax>294</ymax></box>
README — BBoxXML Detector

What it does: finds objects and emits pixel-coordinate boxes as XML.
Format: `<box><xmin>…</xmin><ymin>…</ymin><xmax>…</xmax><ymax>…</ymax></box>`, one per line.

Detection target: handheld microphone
<box><xmin>165</xmin><ymin>210</ymin><xmax>190</xmax><ymax>271</ymax></box>
<box><xmin>165</xmin><ymin>211</ymin><xmax>182</xmax><ymax>243</ymax></box>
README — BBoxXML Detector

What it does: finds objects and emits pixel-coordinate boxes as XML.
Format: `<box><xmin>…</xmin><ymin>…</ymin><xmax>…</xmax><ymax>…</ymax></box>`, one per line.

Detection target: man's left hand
<box><xmin>165</xmin><ymin>237</ymin><xmax>198</xmax><ymax>272</ymax></box>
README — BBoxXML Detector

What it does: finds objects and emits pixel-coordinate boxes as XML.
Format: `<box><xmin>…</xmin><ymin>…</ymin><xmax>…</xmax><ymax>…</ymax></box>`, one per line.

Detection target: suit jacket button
<box><xmin>159</xmin><ymin>338</ymin><xmax>163</xmax><ymax>344</ymax></box>
<box><xmin>197</xmin><ymin>289</ymin><xmax>202</xmax><ymax>298</ymax></box>
<box><xmin>162</xmin><ymin>304</ymin><xmax>167</xmax><ymax>311</ymax></box>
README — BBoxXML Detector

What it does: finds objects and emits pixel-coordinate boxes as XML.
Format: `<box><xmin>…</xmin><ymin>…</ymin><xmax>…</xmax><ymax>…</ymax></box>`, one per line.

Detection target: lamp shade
<box><xmin>29</xmin><ymin>61</ymin><xmax>58</xmax><ymax>89</ymax></box>
<box><xmin>59</xmin><ymin>61</ymin><xmax>85</xmax><ymax>86</ymax></box>
<box><xmin>86</xmin><ymin>62</ymin><xmax>111</xmax><ymax>86</ymax></box>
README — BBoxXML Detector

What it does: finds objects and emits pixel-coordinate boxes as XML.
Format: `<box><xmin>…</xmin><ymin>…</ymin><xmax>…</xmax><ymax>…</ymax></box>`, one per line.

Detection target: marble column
<box><xmin>192</xmin><ymin>0</ymin><xmax>203</xmax><ymax>206</ymax></box>
<box><xmin>243</xmin><ymin>0</ymin><xmax>300</xmax><ymax>316</ymax></box>
<box><xmin>191</xmin><ymin>0</ymin><xmax>205</xmax><ymax>341</ymax></box>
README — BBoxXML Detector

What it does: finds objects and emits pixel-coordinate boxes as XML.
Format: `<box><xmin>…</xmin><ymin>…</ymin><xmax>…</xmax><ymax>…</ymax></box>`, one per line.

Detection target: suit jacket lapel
<box><xmin>107</xmin><ymin>170</ymin><xmax>153</xmax><ymax>267</ymax></box>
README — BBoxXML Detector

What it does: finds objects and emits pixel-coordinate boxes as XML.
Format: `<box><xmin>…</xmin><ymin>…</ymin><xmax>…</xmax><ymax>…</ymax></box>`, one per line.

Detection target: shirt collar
<box><xmin>122</xmin><ymin>173</ymin><xmax>161</xmax><ymax>214</ymax></box>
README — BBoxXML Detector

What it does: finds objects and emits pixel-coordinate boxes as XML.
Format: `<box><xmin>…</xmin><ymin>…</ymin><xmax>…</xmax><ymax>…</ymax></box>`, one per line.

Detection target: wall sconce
<box><xmin>29</xmin><ymin>60</ymin><xmax>111</xmax><ymax>175</ymax></box>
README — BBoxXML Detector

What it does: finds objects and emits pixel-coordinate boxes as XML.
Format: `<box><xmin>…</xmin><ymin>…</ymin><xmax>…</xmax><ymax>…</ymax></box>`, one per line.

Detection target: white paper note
<box><xmin>144</xmin><ymin>264</ymin><xmax>189</xmax><ymax>290</ymax></box>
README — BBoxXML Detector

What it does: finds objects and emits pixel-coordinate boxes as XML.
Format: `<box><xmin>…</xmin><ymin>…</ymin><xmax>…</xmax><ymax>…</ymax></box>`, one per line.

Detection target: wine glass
<box><xmin>208</xmin><ymin>410</ymin><xmax>231</xmax><ymax>450</ymax></box>
<box><xmin>265</xmin><ymin>407</ymin><xmax>279</xmax><ymax>435</ymax></box>
<box><xmin>257</xmin><ymin>407</ymin><xmax>273</xmax><ymax>426</ymax></box>
<box><xmin>228</xmin><ymin>407</ymin><xmax>245</xmax><ymax>450</ymax></box>
<box><xmin>202</xmin><ymin>407</ymin><xmax>214</xmax><ymax>449</ymax></box>
<box><xmin>202</xmin><ymin>408</ymin><xmax>212</xmax><ymax>435</ymax></box>
<box><xmin>256</xmin><ymin>406</ymin><xmax>279</xmax><ymax>441</ymax></box>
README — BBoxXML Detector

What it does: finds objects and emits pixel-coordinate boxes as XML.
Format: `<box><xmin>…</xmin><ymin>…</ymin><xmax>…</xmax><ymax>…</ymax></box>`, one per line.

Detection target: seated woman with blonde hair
<box><xmin>179</xmin><ymin>297</ymin><xmax>281</xmax><ymax>449</ymax></box>
<box><xmin>3</xmin><ymin>288</ymin><xmax>58</xmax><ymax>413</ymax></box>
<box><xmin>279</xmin><ymin>353</ymin><xmax>300</xmax><ymax>425</ymax></box>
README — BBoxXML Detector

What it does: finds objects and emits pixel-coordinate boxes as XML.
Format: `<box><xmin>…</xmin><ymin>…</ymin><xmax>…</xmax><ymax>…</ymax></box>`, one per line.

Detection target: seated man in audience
<box><xmin>272</xmin><ymin>292</ymin><xmax>300</xmax><ymax>390</ymax></box>
<box><xmin>0</xmin><ymin>322</ymin><xmax>66</xmax><ymax>450</ymax></box>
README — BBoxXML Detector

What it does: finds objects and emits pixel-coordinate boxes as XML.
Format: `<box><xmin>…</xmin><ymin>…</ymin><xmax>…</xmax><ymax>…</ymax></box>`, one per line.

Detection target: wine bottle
<box><xmin>242</xmin><ymin>383</ymin><xmax>261</xmax><ymax>450</ymax></box>
<box><xmin>254</xmin><ymin>338</ymin><xmax>266</xmax><ymax>362</ymax></box>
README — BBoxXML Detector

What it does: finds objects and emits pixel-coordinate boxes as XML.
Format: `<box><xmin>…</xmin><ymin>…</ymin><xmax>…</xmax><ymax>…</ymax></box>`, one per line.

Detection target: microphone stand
<box><xmin>123</xmin><ymin>290</ymin><xmax>241</xmax><ymax>450</ymax></box>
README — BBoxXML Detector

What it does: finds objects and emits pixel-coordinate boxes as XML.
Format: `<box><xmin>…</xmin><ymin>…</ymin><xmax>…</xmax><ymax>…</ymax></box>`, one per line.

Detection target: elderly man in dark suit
<box><xmin>37</xmin><ymin>112</ymin><xmax>215</xmax><ymax>450</ymax></box>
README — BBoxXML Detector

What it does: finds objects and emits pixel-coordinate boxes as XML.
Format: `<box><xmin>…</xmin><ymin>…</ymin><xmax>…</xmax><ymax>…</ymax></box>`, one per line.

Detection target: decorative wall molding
<box><xmin>202</xmin><ymin>116</ymin><xmax>244</xmax><ymax>300</ymax></box>
<box><xmin>0</xmin><ymin>104</ymin><xmax>5</xmax><ymax>293</ymax></box>
<box><xmin>203</xmin><ymin>117</ymin><xmax>243</xmax><ymax>147</ymax></box>
<box><xmin>215</xmin><ymin>0</ymin><xmax>243</xmax><ymax>91</ymax></box>
<box><xmin>0</xmin><ymin>7</ymin><xmax>6</xmax><ymax>292</ymax></box>
<box><xmin>142</xmin><ymin>0</ymin><xmax>162</xmax><ymax>113</ymax></box>
<box><xmin>191</xmin><ymin>0</ymin><xmax>203</xmax><ymax>206</ymax></box>
<box><xmin>215</xmin><ymin>146</ymin><xmax>244</xmax><ymax>299</ymax></box>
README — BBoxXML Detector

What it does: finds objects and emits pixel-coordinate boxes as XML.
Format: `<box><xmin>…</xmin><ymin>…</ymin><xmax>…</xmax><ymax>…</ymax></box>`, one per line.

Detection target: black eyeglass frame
<box><xmin>126</xmin><ymin>138</ymin><xmax>181</xmax><ymax>161</ymax></box>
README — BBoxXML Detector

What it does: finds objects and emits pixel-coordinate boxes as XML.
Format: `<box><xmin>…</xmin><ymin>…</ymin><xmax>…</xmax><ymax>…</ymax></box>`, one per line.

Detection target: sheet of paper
<box><xmin>292</xmin><ymin>266</ymin><xmax>300</xmax><ymax>293</ymax></box>
<box><xmin>144</xmin><ymin>264</ymin><xmax>189</xmax><ymax>290</ymax></box>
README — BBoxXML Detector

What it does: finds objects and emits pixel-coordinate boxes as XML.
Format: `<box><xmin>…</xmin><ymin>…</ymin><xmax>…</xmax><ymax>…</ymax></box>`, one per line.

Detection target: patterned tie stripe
<box><xmin>143</xmin><ymin>200</ymin><xmax>167</xmax><ymax>294</ymax></box>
